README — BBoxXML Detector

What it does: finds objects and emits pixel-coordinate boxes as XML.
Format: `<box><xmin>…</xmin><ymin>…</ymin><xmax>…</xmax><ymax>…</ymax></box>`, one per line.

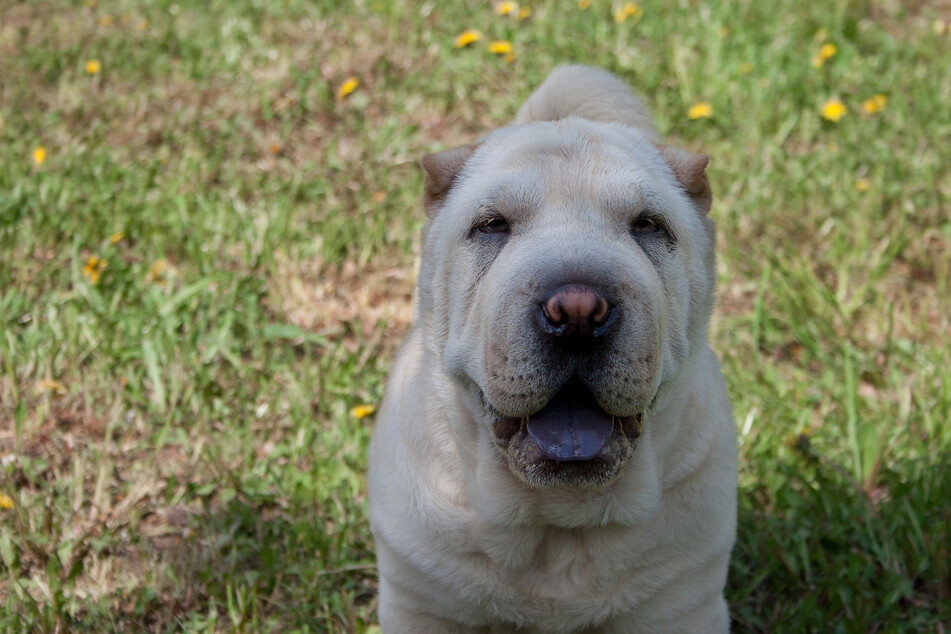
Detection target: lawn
<box><xmin>1</xmin><ymin>0</ymin><xmax>949</xmax><ymax>631</ymax></box>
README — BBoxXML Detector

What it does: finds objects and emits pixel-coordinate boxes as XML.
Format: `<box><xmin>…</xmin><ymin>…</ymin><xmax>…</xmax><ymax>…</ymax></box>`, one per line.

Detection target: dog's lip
<box><xmin>491</xmin><ymin>411</ymin><xmax>643</xmax><ymax>440</ymax></box>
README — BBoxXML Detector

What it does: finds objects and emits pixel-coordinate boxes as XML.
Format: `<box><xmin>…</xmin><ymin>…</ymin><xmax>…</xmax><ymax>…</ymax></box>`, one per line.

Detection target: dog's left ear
<box><xmin>421</xmin><ymin>143</ymin><xmax>480</xmax><ymax>217</ymax></box>
<box><xmin>655</xmin><ymin>144</ymin><xmax>712</xmax><ymax>215</ymax></box>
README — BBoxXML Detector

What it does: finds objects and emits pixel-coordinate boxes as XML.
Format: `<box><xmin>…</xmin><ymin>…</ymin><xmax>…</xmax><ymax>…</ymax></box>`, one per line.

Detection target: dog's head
<box><xmin>416</xmin><ymin>119</ymin><xmax>715</xmax><ymax>488</ymax></box>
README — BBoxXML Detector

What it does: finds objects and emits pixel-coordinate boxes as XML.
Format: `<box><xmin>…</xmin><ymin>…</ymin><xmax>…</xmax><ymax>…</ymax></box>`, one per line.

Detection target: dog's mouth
<box><xmin>487</xmin><ymin>380</ymin><xmax>643</xmax><ymax>488</ymax></box>
<box><xmin>525</xmin><ymin>381</ymin><xmax>631</xmax><ymax>460</ymax></box>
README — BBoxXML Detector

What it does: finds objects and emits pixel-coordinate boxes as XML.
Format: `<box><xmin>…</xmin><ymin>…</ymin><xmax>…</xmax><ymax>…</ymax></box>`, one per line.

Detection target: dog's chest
<box><xmin>477</xmin><ymin>526</ymin><xmax>648</xmax><ymax>620</ymax></box>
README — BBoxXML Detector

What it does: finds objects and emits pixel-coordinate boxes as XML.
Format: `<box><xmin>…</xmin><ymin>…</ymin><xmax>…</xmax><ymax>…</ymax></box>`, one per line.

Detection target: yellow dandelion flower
<box><xmin>785</xmin><ymin>431</ymin><xmax>813</xmax><ymax>454</ymax></box>
<box><xmin>488</xmin><ymin>41</ymin><xmax>515</xmax><ymax>62</ymax></box>
<box><xmin>860</xmin><ymin>94</ymin><xmax>887</xmax><ymax>114</ymax></box>
<box><xmin>614</xmin><ymin>2</ymin><xmax>641</xmax><ymax>22</ymax></box>
<box><xmin>110</xmin><ymin>231</ymin><xmax>125</xmax><ymax>244</ymax></box>
<box><xmin>85</xmin><ymin>59</ymin><xmax>102</xmax><ymax>74</ymax></box>
<box><xmin>687</xmin><ymin>102</ymin><xmax>713</xmax><ymax>120</ymax></box>
<box><xmin>350</xmin><ymin>404</ymin><xmax>377</xmax><ymax>419</ymax></box>
<box><xmin>32</xmin><ymin>146</ymin><xmax>47</xmax><ymax>166</ymax></box>
<box><xmin>83</xmin><ymin>255</ymin><xmax>108</xmax><ymax>284</ymax></box>
<box><xmin>35</xmin><ymin>379</ymin><xmax>67</xmax><ymax>395</ymax></box>
<box><xmin>738</xmin><ymin>62</ymin><xmax>753</xmax><ymax>75</ymax></box>
<box><xmin>454</xmin><ymin>29</ymin><xmax>482</xmax><ymax>48</ymax></box>
<box><xmin>98</xmin><ymin>14</ymin><xmax>113</xmax><ymax>27</ymax></box>
<box><xmin>854</xmin><ymin>178</ymin><xmax>870</xmax><ymax>192</ymax></box>
<box><xmin>138</xmin><ymin>19</ymin><xmax>149</xmax><ymax>31</ymax></box>
<box><xmin>495</xmin><ymin>1</ymin><xmax>518</xmax><ymax>16</ymax></box>
<box><xmin>336</xmin><ymin>77</ymin><xmax>359</xmax><ymax>102</ymax></box>
<box><xmin>820</xmin><ymin>98</ymin><xmax>847</xmax><ymax>122</ymax></box>
<box><xmin>371</xmin><ymin>191</ymin><xmax>387</xmax><ymax>204</ymax></box>
<box><xmin>578</xmin><ymin>0</ymin><xmax>591</xmax><ymax>8</ymax></box>
<box><xmin>811</xmin><ymin>43</ymin><xmax>836</xmax><ymax>68</ymax></box>
<box><xmin>488</xmin><ymin>40</ymin><xmax>513</xmax><ymax>54</ymax></box>
<box><xmin>518</xmin><ymin>6</ymin><xmax>532</xmax><ymax>20</ymax></box>
<box><xmin>718</xmin><ymin>26</ymin><xmax>729</xmax><ymax>37</ymax></box>
<box><xmin>147</xmin><ymin>258</ymin><xmax>169</xmax><ymax>283</ymax></box>
<box><xmin>0</xmin><ymin>493</ymin><xmax>13</xmax><ymax>510</ymax></box>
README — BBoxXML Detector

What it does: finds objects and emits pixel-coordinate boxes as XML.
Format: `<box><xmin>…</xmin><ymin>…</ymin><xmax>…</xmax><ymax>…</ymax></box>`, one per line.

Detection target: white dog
<box><xmin>369</xmin><ymin>65</ymin><xmax>737</xmax><ymax>633</ymax></box>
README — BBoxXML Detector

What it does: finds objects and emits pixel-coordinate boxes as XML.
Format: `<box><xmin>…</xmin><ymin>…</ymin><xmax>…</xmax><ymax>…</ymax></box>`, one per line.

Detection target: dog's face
<box><xmin>416</xmin><ymin>119</ymin><xmax>715</xmax><ymax>489</ymax></box>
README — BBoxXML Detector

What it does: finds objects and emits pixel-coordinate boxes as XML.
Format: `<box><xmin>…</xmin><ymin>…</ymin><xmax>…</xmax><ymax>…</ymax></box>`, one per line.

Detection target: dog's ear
<box><xmin>421</xmin><ymin>143</ymin><xmax>480</xmax><ymax>217</ymax></box>
<box><xmin>655</xmin><ymin>144</ymin><xmax>712</xmax><ymax>215</ymax></box>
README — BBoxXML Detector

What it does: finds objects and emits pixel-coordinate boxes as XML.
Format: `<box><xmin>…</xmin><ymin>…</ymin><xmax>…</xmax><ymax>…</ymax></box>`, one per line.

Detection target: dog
<box><xmin>368</xmin><ymin>65</ymin><xmax>737</xmax><ymax>633</ymax></box>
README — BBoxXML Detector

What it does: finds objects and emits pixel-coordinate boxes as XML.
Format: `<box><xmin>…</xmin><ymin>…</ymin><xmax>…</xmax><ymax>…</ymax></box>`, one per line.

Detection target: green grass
<box><xmin>1</xmin><ymin>0</ymin><xmax>949</xmax><ymax>631</ymax></box>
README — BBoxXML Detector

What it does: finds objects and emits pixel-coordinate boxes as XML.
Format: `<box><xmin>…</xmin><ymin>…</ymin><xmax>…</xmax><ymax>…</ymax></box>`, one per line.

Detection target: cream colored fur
<box><xmin>516</xmin><ymin>65</ymin><xmax>661</xmax><ymax>142</ymax></box>
<box><xmin>369</xmin><ymin>65</ymin><xmax>737</xmax><ymax>633</ymax></box>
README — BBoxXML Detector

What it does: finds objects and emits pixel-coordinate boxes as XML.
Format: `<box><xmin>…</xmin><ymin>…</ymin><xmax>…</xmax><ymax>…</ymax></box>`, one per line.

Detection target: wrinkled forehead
<box><xmin>460</xmin><ymin>120</ymin><xmax>677</xmax><ymax>209</ymax></box>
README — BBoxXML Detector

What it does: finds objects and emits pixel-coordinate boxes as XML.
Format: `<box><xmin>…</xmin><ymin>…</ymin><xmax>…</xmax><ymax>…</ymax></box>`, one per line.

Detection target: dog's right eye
<box><xmin>630</xmin><ymin>216</ymin><xmax>661</xmax><ymax>235</ymax></box>
<box><xmin>477</xmin><ymin>216</ymin><xmax>510</xmax><ymax>234</ymax></box>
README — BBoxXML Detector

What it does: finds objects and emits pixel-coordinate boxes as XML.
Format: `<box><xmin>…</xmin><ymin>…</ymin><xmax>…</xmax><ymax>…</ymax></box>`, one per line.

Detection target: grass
<box><xmin>0</xmin><ymin>0</ymin><xmax>949</xmax><ymax>631</ymax></box>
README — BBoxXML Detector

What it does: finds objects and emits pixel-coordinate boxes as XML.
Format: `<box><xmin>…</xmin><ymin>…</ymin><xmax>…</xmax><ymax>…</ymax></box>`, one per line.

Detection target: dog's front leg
<box><xmin>377</xmin><ymin>581</ymin><xmax>490</xmax><ymax>634</ymax></box>
<box><xmin>597</xmin><ymin>593</ymin><xmax>729</xmax><ymax>634</ymax></box>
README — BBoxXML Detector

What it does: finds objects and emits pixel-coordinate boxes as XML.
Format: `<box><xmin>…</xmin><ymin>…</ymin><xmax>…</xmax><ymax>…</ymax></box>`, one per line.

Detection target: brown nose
<box><xmin>540</xmin><ymin>284</ymin><xmax>614</xmax><ymax>337</ymax></box>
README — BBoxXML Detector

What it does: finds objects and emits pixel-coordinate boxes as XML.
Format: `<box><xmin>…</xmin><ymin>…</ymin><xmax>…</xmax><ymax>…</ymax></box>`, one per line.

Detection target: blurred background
<box><xmin>1</xmin><ymin>0</ymin><xmax>949</xmax><ymax>631</ymax></box>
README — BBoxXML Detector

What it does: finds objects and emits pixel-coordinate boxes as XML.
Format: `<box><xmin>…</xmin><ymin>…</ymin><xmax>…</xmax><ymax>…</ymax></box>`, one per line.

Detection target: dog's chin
<box><xmin>486</xmin><ymin>381</ymin><xmax>643</xmax><ymax>489</ymax></box>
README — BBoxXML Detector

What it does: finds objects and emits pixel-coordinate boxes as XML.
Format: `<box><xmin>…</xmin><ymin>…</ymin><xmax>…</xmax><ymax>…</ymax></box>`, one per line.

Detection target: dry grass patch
<box><xmin>268</xmin><ymin>251</ymin><xmax>415</xmax><ymax>351</ymax></box>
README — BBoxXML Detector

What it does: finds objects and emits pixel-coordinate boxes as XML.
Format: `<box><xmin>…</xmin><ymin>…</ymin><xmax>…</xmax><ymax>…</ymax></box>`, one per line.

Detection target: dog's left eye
<box><xmin>478</xmin><ymin>216</ymin><xmax>510</xmax><ymax>234</ymax></box>
<box><xmin>631</xmin><ymin>216</ymin><xmax>661</xmax><ymax>235</ymax></box>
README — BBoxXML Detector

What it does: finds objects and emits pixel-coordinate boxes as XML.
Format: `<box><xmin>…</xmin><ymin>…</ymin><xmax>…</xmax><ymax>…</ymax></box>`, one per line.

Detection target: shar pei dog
<box><xmin>369</xmin><ymin>65</ymin><xmax>737</xmax><ymax>633</ymax></box>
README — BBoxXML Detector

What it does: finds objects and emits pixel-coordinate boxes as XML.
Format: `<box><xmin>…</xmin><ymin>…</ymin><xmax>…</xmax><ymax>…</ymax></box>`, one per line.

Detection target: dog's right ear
<box><xmin>653</xmin><ymin>143</ymin><xmax>712</xmax><ymax>215</ymax></box>
<box><xmin>421</xmin><ymin>143</ymin><xmax>480</xmax><ymax>217</ymax></box>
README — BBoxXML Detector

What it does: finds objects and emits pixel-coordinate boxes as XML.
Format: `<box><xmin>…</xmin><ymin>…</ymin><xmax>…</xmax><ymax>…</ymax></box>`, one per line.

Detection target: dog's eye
<box><xmin>631</xmin><ymin>216</ymin><xmax>661</xmax><ymax>235</ymax></box>
<box><xmin>478</xmin><ymin>216</ymin><xmax>510</xmax><ymax>234</ymax></box>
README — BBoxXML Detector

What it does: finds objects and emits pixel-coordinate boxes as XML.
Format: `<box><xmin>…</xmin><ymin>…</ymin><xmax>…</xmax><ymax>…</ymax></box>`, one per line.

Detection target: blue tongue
<box><xmin>526</xmin><ymin>384</ymin><xmax>614</xmax><ymax>461</ymax></box>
